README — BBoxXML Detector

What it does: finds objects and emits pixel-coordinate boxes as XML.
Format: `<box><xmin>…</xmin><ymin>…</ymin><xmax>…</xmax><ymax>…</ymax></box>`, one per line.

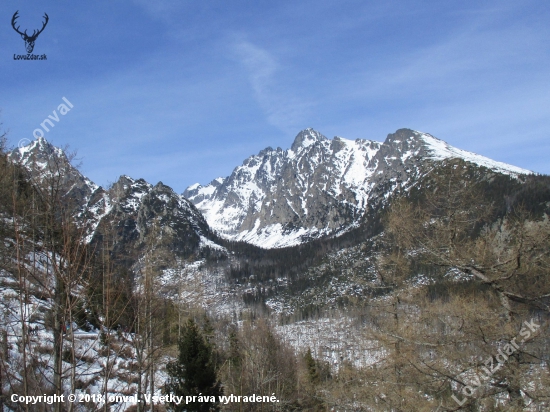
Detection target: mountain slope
<box><xmin>185</xmin><ymin>128</ymin><xmax>532</xmax><ymax>248</ymax></box>
<box><xmin>97</xmin><ymin>175</ymin><xmax>214</xmax><ymax>265</ymax></box>
<box><xmin>9</xmin><ymin>139</ymin><xmax>220</xmax><ymax>265</ymax></box>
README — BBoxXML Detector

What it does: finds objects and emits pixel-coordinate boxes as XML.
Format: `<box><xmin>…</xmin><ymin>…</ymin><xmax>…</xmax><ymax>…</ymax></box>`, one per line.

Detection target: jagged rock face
<box><xmin>9</xmin><ymin>137</ymin><xmax>99</xmax><ymax>210</ymax></box>
<box><xmin>185</xmin><ymin>128</ymin><xmax>531</xmax><ymax>248</ymax></box>
<box><xmin>10</xmin><ymin>129</ymin><xmax>531</xmax><ymax>255</ymax></box>
<box><xmin>93</xmin><ymin>176</ymin><xmax>212</xmax><ymax>264</ymax></box>
<box><xmin>8</xmin><ymin>138</ymin><xmax>110</xmax><ymax>239</ymax></box>
<box><xmin>10</xmin><ymin>141</ymin><xmax>215</xmax><ymax>263</ymax></box>
<box><xmin>184</xmin><ymin>129</ymin><xmax>382</xmax><ymax>247</ymax></box>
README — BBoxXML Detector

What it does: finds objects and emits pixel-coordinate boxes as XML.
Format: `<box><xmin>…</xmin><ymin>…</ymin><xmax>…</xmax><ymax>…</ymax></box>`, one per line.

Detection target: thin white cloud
<box><xmin>231</xmin><ymin>38</ymin><xmax>312</xmax><ymax>134</ymax></box>
<box><xmin>233</xmin><ymin>40</ymin><xmax>278</xmax><ymax>95</ymax></box>
<box><xmin>313</xmin><ymin>8</ymin><xmax>549</xmax><ymax>170</ymax></box>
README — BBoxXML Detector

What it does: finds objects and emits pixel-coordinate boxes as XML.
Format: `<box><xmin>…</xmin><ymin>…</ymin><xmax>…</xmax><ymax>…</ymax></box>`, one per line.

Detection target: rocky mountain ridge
<box><xmin>185</xmin><ymin>128</ymin><xmax>532</xmax><ymax>248</ymax></box>
<box><xmin>11</xmin><ymin>129</ymin><xmax>533</xmax><ymax>256</ymax></box>
<box><xmin>4</xmin><ymin>129</ymin><xmax>548</xmax><ymax>410</ymax></box>
<box><xmin>9</xmin><ymin>138</ymin><xmax>216</xmax><ymax>264</ymax></box>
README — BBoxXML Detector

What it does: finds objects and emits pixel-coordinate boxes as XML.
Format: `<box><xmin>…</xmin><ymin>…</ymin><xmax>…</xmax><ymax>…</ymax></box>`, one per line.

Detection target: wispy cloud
<box><xmin>233</xmin><ymin>40</ymin><xmax>278</xmax><ymax>98</ymax></box>
<box><xmin>231</xmin><ymin>38</ymin><xmax>312</xmax><ymax>134</ymax></box>
<box><xmin>3</xmin><ymin>0</ymin><xmax>549</xmax><ymax>189</ymax></box>
<box><xmin>339</xmin><ymin>15</ymin><xmax>546</xmax><ymax>100</ymax></box>
<box><xmin>315</xmin><ymin>6</ymin><xmax>550</xmax><ymax>172</ymax></box>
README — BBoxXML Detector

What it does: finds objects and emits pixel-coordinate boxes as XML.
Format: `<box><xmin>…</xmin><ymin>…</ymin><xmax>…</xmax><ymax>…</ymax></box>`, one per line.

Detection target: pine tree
<box><xmin>304</xmin><ymin>348</ymin><xmax>319</xmax><ymax>384</ymax></box>
<box><xmin>165</xmin><ymin>319</ymin><xmax>222</xmax><ymax>411</ymax></box>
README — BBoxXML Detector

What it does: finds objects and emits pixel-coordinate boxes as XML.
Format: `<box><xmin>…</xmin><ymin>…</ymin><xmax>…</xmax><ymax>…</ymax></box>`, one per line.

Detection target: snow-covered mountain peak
<box><xmin>112</xmin><ymin>175</ymin><xmax>151</xmax><ymax>194</ymax></box>
<box><xmin>416</xmin><ymin>131</ymin><xmax>533</xmax><ymax>176</ymax></box>
<box><xmin>184</xmin><ymin>130</ymin><xmax>387</xmax><ymax>247</ymax></box>
<box><xmin>290</xmin><ymin>128</ymin><xmax>329</xmax><ymax>152</ymax></box>
<box><xmin>380</xmin><ymin>128</ymin><xmax>533</xmax><ymax>176</ymax></box>
<box><xmin>182</xmin><ymin>177</ymin><xmax>226</xmax><ymax>205</ymax></box>
<box><xmin>108</xmin><ymin>176</ymin><xmax>153</xmax><ymax>215</ymax></box>
<box><xmin>185</xmin><ymin>128</ymin><xmax>533</xmax><ymax>248</ymax></box>
<box><xmin>8</xmin><ymin>137</ymin><xmax>106</xmax><ymax>203</ymax></box>
<box><xmin>10</xmin><ymin>137</ymin><xmax>67</xmax><ymax>172</ymax></box>
<box><xmin>10</xmin><ymin>142</ymin><xmax>221</xmax><ymax>257</ymax></box>
<box><xmin>16</xmin><ymin>135</ymin><xmax>55</xmax><ymax>154</ymax></box>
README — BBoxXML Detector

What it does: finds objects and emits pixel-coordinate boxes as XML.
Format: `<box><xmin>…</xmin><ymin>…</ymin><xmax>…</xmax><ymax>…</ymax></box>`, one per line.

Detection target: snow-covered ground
<box><xmin>0</xmin><ymin>263</ymin><xmax>166</xmax><ymax>411</ymax></box>
<box><xmin>276</xmin><ymin>316</ymin><xmax>386</xmax><ymax>370</ymax></box>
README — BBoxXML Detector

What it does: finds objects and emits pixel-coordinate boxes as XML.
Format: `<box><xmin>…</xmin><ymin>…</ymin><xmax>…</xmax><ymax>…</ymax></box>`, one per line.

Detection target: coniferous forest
<box><xmin>1</xmin><ymin>126</ymin><xmax>550</xmax><ymax>411</ymax></box>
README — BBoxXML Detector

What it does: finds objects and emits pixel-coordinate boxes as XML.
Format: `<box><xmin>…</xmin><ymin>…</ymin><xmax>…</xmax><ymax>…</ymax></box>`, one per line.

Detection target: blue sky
<box><xmin>1</xmin><ymin>0</ymin><xmax>549</xmax><ymax>192</ymax></box>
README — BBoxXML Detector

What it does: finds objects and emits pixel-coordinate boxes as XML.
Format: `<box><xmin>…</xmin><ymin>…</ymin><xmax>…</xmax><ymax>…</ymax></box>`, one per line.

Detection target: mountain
<box><xmin>184</xmin><ymin>128</ymin><xmax>532</xmax><ymax>248</ymax></box>
<box><xmin>4</xmin><ymin>130</ymin><xmax>549</xmax><ymax>411</ymax></box>
<box><xmin>97</xmin><ymin>175</ymin><xmax>215</xmax><ymax>265</ymax></box>
<box><xmin>8</xmin><ymin>137</ymin><xmax>104</xmax><ymax>215</ymax></box>
<box><xmin>9</xmin><ymin>138</ymin><xmax>219</xmax><ymax>265</ymax></box>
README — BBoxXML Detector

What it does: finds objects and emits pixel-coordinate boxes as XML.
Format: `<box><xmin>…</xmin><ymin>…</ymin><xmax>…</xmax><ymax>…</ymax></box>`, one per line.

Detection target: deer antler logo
<box><xmin>11</xmin><ymin>11</ymin><xmax>49</xmax><ymax>54</ymax></box>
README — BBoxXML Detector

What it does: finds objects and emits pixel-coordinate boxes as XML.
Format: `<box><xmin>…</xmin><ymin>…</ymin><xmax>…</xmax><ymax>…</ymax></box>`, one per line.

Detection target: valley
<box><xmin>1</xmin><ymin>128</ymin><xmax>549</xmax><ymax>411</ymax></box>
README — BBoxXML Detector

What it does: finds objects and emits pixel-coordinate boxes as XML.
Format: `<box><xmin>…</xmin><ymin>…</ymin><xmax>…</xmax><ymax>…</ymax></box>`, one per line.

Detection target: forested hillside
<box><xmin>1</xmin><ymin>130</ymin><xmax>549</xmax><ymax>410</ymax></box>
